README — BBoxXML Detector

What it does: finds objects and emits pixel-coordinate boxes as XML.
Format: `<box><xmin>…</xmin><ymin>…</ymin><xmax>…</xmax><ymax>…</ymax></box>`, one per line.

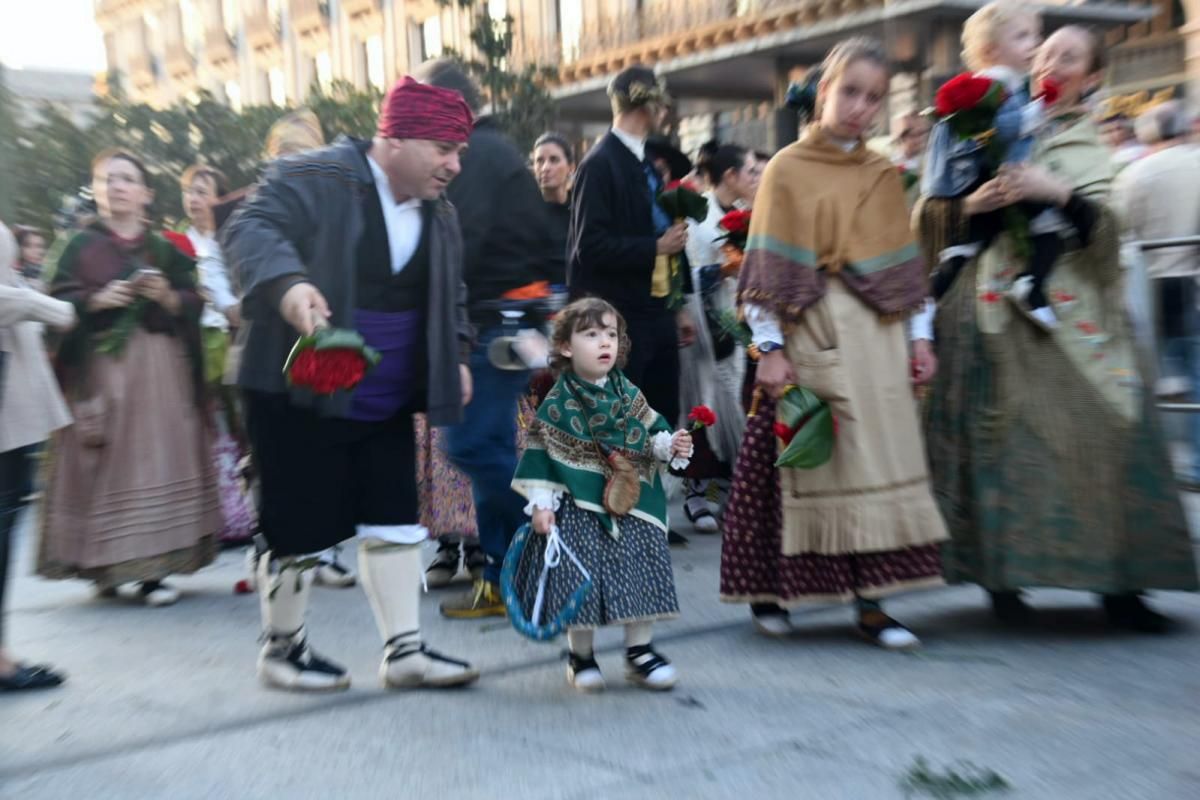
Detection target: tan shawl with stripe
<box><xmin>738</xmin><ymin>125</ymin><xmax>927</xmax><ymax>323</ymax></box>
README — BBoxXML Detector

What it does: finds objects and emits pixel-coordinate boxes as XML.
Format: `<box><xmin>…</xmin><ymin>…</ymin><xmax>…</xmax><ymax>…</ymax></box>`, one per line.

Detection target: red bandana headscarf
<box><xmin>377</xmin><ymin>76</ymin><xmax>474</xmax><ymax>143</ymax></box>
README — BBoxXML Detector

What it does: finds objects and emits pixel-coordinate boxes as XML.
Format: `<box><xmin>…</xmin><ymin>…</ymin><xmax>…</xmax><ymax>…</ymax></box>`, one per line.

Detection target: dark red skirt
<box><xmin>719</xmin><ymin>393</ymin><xmax>942</xmax><ymax>606</ymax></box>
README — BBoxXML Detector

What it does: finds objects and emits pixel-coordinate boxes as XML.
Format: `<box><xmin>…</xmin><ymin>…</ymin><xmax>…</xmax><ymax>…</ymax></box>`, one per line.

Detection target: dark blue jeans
<box><xmin>445</xmin><ymin>326</ymin><xmax>531</xmax><ymax>583</ymax></box>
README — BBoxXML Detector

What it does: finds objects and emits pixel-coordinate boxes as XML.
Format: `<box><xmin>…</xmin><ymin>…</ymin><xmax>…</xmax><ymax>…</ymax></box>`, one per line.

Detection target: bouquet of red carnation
<box><xmin>284</xmin><ymin>327</ymin><xmax>381</xmax><ymax>395</ymax></box>
<box><xmin>717</xmin><ymin>208</ymin><xmax>752</xmax><ymax>251</ymax></box>
<box><xmin>933</xmin><ymin>73</ymin><xmax>1008</xmax><ymax>156</ymax></box>
<box><xmin>688</xmin><ymin>405</ymin><xmax>717</xmax><ymax>431</ymax></box>
<box><xmin>654</xmin><ymin>179</ymin><xmax>708</xmax><ymax>311</ymax></box>
<box><xmin>773</xmin><ymin>384</ymin><xmax>835</xmax><ymax>469</ymax></box>
<box><xmin>658</xmin><ymin>179</ymin><xmax>708</xmax><ymax>221</ymax></box>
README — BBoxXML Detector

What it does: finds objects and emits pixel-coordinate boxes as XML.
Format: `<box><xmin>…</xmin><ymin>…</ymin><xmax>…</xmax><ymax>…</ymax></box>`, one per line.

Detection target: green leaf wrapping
<box><xmin>282</xmin><ymin>326</ymin><xmax>382</xmax><ymax>380</ymax></box>
<box><xmin>657</xmin><ymin>186</ymin><xmax>709</xmax><ymax>222</ymax></box>
<box><xmin>774</xmin><ymin>385</ymin><xmax>834</xmax><ymax>470</ymax></box>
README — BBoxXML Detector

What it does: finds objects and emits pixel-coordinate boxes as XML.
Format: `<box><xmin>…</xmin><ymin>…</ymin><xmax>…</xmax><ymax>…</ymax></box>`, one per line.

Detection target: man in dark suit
<box><xmin>567</xmin><ymin>65</ymin><xmax>696</xmax><ymax>545</ymax></box>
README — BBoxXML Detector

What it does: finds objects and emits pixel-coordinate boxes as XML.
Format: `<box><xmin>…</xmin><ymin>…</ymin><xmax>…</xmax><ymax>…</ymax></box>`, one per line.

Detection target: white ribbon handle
<box><xmin>531</xmin><ymin>524</ymin><xmax>591</xmax><ymax>627</ymax></box>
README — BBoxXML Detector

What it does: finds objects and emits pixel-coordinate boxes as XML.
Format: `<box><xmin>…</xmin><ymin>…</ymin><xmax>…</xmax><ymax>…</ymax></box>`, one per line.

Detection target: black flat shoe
<box><xmin>0</xmin><ymin>663</ymin><xmax>66</xmax><ymax>692</ymax></box>
<box><xmin>990</xmin><ymin>590</ymin><xmax>1035</xmax><ymax>626</ymax></box>
<box><xmin>667</xmin><ymin>529</ymin><xmax>689</xmax><ymax>546</ymax></box>
<box><xmin>1103</xmin><ymin>593</ymin><xmax>1173</xmax><ymax>634</ymax></box>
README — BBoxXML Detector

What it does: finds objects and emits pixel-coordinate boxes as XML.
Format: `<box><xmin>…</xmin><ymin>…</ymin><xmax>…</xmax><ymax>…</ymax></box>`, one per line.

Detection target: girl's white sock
<box><xmin>624</xmin><ymin>622</ymin><xmax>653</xmax><ymax>649</ymax></box>
<box><xmin>567</xmin><ymin>629</ymin><xmax>595</xmax><ymax>657</ymax></box>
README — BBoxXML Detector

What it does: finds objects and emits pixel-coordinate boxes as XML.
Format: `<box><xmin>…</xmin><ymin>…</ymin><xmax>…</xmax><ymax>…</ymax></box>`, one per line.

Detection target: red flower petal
<box><xmin>162</xmin><ymin>230</ymin><xmax>197</xmax><ymax>259</ymax></box>
<box><xmin>689</xmin><ymin>405</ymin><xmax>717</xmax><ymax>427</ymax></box>
<box><xmin>935</xmin><ymin>73</ymin><xmax>995</xmax><ymax>117</ymax></box>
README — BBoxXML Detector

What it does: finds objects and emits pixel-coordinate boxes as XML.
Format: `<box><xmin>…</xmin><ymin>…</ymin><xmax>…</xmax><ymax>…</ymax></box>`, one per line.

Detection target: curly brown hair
<box><xmin>548</xmin><ymin>297</ymin><xmax>630</xmax><ymax>374</ymax></box>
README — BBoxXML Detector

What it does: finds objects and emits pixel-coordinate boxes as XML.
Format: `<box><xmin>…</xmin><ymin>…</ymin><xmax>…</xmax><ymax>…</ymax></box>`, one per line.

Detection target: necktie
<box><xmin>643</xmin><ymin>161</ymin><xmax>673</xmax><ymax>235</ymax></box>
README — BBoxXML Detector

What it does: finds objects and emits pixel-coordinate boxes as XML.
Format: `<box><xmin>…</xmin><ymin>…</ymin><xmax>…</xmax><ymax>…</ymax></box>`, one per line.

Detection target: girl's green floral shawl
<box><xmin>512</xmin><ymin>369</ymin><xmax>672</xmax><ymax>537</ymax></box>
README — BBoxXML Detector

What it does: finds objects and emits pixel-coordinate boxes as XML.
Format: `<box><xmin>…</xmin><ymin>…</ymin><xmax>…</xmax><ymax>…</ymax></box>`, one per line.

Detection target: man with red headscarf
<box><xmin>222</xmin><ymin>77</ymin><xmax>479</xmax><ymax>692</ymax></box>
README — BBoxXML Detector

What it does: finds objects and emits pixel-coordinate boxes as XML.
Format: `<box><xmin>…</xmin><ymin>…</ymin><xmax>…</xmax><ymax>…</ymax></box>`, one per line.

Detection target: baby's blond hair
<box><xmin>961</xmin><ymin>1</ymin><xmax>1039</xmax><ymax>71</ymax></box>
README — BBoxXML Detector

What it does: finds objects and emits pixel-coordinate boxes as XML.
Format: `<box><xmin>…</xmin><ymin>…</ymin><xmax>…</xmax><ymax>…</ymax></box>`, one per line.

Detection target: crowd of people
<box><xmin>2</xmin><ymin>0</ymin><xmax>1198</xmax><ymax>695</ymax></box>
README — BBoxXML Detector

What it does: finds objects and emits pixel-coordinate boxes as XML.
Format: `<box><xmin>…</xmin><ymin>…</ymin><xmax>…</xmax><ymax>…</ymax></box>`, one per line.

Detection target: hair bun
<box><xmin>786</xmin><ymin>69</ymin><xmax>822</xmax><ymax>117</ymax></box>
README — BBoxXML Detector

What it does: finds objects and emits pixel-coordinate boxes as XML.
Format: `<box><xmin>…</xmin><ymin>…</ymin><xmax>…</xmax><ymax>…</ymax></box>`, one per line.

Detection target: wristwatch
<box><xmin>757</xmin><ymin>341</ymin><xmax>785</xmax><ymax>354</ymax></box>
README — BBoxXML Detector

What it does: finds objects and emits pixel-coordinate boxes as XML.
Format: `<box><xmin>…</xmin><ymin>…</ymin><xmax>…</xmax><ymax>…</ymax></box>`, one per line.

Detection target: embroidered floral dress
<box><xmin>918</xmin><ymin>114</ymin><xmax>1197</xmax><ymax>593</ymax></box>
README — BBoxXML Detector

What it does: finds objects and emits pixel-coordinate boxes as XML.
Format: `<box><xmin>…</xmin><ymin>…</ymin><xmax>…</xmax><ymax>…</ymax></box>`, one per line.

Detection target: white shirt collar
<box><xmin>612</xmin><ymin>126</ymin><xmax>646</xmax><ymax>162</ymax></box>
<box><xmin>367</xmin><ymin>154</ymin><xmax>421</xmax><ymax>212</ymax></box>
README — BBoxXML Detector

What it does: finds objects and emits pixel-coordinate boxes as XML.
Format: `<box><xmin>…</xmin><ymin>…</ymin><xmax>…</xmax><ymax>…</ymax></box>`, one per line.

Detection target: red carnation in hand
<box><xmin>688</xmin><ymin>405</ymin><xmax>717</xmax><ymax>430</ymax></box>
<box><xmin>284</xmin><ymin>327</ymin><xmax>381</xmax><ymax>396</ymax></box>
<box><xmin>1037</xmin><ymin>77</ymin><xmax>1062</xmax><ymax>106</ymax></box>
<box><xmin>289</xmin><ymin>348</ymin><xmax>368</xmax><ymax>394</ymax></box>
<box><xmin>935</xmin><ymin>73</ymin><xmax>997</xmax><ymax>117</ymax></box>
<box><xmin>162</xmin><ymin>230</ymin><xmax>197</xmax><ymax>258</ymax></box>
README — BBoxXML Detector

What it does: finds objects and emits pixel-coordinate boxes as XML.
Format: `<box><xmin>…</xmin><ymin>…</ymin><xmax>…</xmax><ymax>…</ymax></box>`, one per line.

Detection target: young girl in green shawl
<box><xmin>511</xmin><ymin>298</ymin><xmax>694</xmax><ymax>692</ymax></box>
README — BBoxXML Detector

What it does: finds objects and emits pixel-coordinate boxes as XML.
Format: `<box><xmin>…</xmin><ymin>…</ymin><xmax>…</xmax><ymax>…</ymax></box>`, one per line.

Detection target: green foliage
<box><xmin>2</xmin><ymin>80</ymin><xmax>386</xmax><ymax>235</ymax></box>
<box><xmin>900</xmin><ymin>757</ymin><xmax>1012</xmax><ymax>799</ymax></box>
<box><xmin>440</xmin><ymin>0</ymin><xmax>559</xmax><ymax>153</ymax></box>
<box><xmin>3</xmin><ymin>30</ymin><xmax>556</xmax><ymax>234</ymax></box>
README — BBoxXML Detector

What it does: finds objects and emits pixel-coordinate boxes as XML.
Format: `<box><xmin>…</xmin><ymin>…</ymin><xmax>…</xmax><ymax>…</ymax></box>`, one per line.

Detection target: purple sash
<box><xmin>349</xmin><ymin>309</ymin><xmax>423</xmax><ymax>422</ymax></box>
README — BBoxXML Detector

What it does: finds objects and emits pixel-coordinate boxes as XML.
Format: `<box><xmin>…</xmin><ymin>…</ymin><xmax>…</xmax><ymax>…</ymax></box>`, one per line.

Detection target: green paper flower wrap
<box><xmin>773</xmin><ymin>384</ymin><xmax>835</xmax><ymax>469</ymax></box>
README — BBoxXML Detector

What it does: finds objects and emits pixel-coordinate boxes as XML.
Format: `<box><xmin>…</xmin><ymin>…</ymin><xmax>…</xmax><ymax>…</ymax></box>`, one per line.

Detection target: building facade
<box><xmin>2</xmin><ymin>68</ymin><xmax>98</xmax><ymax>127</ymax></box>
<box><xmin>94</xmin><ymin>0</ymin><xmax>511</xmax><ymax>109</ymax></box>
<box><xmin>98</xmin><ymin>1</ymin><xmax>1199</xmax><ymax>148</ymax></box>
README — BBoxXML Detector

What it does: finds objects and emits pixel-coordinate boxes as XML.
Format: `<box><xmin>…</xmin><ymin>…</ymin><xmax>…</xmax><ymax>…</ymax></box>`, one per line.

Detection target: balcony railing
<box><xmin>341</xmin><ymin>0</ymin><xmax>380</xmax><ymax>19</ymax></box>
<box><xmin>1109</xmin><ymin>32</ymin><xmax>1185</xmax><ymax>89</ymax></box>
<box><xmin>515</xmin><ymin>0</ymin><xmax>887</xmax><ymax>81</ymax></box>
<box><xmin>126</xmin><ymin>50</ymin><xmax>159</xmax><ymax>91</ymax></box>
<box><xmin>291</xmin><ymin>0</ymin><xmax>332</xmax><ymax>54</ymax></box>
<box><xmin>205</xmin><ymin>27</ymin><xmax>239</xmax><ymax>71</ymax></box>
<box><xmin>245</xmin><ymin>9</ymin><xmax>283</xmax><ymax>53</ymax></box>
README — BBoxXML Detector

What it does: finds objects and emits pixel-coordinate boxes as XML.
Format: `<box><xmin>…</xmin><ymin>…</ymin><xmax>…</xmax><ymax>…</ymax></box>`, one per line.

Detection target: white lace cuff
<box><xmin>908</xmin><ymin>298</ymin><xmax>935</xmax><ymax>342</ymax></box>
<box><xmin>653</xmin><ymin>430</ymin><xmax>693</xmax><ymax>470</ymax></box>
<box><xmin>523</xmin><ymin>488</ymin><xmax>562</xmax><ymax>516</ymax></box>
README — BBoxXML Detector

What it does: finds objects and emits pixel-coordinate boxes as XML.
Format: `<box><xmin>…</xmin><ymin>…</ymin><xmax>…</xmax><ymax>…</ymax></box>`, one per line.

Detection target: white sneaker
<box><xmin>139</xmin><ymin>581</ymin><xmax>179</xmax><ymax>607</ymax></box>
<box><xmin>684</xmin><ymin>495</ymin><xmax>720</xmax><ymax>534</ymax></box>
<box><xmin>314</xmin><ymin>561</ymin><xmax>357</xmax><ymax>589</ymax></box>
<box><xmin>625</xmin><ymin>646</ymin><xmax>678</xmax><ymax>691</ymax></box>
<box><xmin>1007</xmin><ymin>277</ymin><xmax>1058</xmax><ymax>332</ymax></box>
<box><xmin>380</xmin><ymin>640</ymin><xmax>480</xmax><ymax>689</ymax></box>
<box><xmin>858</xmin><ymin>614</ymin><xmax>922</xmax><ymax>651</ymax></box>
<box><xmin>1030</xmin><ymin>305</ymin><xmax>1059</xmax><ymax>330</ymax></box>
<box><xmin>567</xmin><ymin>653</ymin><xmax>606</xmax><ymax>692</ymax></box>
<box><xmin>258</xmin><ymin>629</ymin><xmax>351</xmax><ymax>692</ymax></box>
<box><xmin>752</xmin><ymin>611</ymin><xmax>795</xmax><ymax>638</ymax></box>
<box><xmin>1008</xmin><ymin>275</ymin><xmax>1034</xmax><ymax>303</ymax></box>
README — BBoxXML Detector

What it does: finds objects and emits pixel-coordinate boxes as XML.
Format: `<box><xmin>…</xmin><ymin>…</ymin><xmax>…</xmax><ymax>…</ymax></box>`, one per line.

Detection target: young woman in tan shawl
<box><xmin>721</xmin><ymin>38</ymin><xmax>948</xmax><ymax>649</ymax></box>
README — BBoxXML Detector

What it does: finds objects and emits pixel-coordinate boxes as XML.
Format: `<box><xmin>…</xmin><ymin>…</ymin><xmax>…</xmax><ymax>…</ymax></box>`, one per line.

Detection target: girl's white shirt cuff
<box><xmin>524</xmin><ymin>488</ymin><xmax>562</xmax><ymax>515</ymax></box>
<box><xmin>654</xmin><ymin>430</ymin><xmax>693</xmax><ymax>471</ymax></box>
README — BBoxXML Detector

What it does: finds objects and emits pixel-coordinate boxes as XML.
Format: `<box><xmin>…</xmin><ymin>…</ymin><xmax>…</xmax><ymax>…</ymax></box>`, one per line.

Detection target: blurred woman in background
<box><xmin>38</xmin><ymin>148</ymin><xmax>220</xmax><ymax>606</ymax></box>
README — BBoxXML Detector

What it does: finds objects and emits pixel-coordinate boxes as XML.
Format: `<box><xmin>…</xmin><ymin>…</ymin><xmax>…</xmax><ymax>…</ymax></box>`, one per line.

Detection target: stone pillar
<box><xmin>1184</xmin><ymin>19</ymin><xmax>1200</xmax><ymax>106</ymax></box>
<box><xmin>921</xmin><ymin>20</ymin><xmax>961</xmax><ymax>103</ymax></box>
<box><xmin>768</xmin><ymin>60</ymin><xmax>803</xmax><ymax>152</ymax></box>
